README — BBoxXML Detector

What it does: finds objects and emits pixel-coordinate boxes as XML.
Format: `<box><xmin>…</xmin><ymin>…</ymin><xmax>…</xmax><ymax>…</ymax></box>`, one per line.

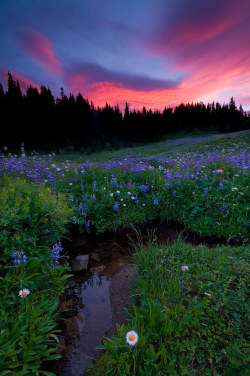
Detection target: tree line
<box><xmin>0</xmin><ymin>72</ymin><xmax>249</xmax><ymax>152</ymax></box>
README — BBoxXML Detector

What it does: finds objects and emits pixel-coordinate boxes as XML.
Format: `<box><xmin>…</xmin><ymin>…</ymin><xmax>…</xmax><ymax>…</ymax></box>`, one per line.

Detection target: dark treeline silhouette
<box><xmin>0</xmin><ymin>73</ymin><xmax>249</xmax><ymax>152</ymax></box>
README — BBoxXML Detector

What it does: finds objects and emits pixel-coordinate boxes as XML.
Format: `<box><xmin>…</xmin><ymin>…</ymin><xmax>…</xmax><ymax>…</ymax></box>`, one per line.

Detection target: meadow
<box><xmin>0</xmin><ymin>130</ymin><xmax>249</xmax><ymax>375</ymax></box>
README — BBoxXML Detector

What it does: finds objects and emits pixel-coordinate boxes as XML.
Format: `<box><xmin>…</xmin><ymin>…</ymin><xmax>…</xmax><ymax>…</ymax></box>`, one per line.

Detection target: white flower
<box><xmin>18</xmin><ymin>289</ymin><xmax>30</xmax><ymax>298</ymax></box>
<box><xmin>110</xmin><ymin>193</ymin><xmax>113</xmax><ymax>197</ymax></box>
<box><xmin>204</xmin><ymin>292</ymin><xmax>211</xmax><ymax>297</ymax></box>
<box><xmin>116</xmin><ymin>190</ymin><xmax>120</xmax><ymax>194</ymax></box>
<box><xmin>131</xmin><ymin>196</ymin><xmax>135</xmax><ymax>200</ymax></box>
<box><xmin>120</xmin><ymin>198</ymin><xmax>123</xmax><ymax>201</ymax></box>
<box><xmin>69</xmin><ymin>183</ymin><xmax>72</xmax><ymax>186</ymax></box>
<box><xmin>181</xmin><ymin>265</ymin><xmax>189</xmax><ymax>271</ymax></box>
<box><xmin>231</xmin><ymin>187</ymin><xmax>238</xmax><ymax>191</ymax></box>
<box><xmin>127</xmin><ymin>192</ymin><xmax>131</xmax><ymax>195</ymax></box>
<box><xmin>126</xmin><ymin>331</ymin><xmax>138</xmax><ymax>346</ymax></box>
<box><xmin>123</xmin><ymin>203</ymin><xmax>126</xmax><ymax>207</ymax></box>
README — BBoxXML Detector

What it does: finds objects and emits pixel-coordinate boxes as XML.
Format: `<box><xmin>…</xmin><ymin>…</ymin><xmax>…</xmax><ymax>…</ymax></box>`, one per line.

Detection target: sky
<box><xmin>0</xmin><ymin>0</ymin><xmax>250</xmax><ymax>111</ymax></box>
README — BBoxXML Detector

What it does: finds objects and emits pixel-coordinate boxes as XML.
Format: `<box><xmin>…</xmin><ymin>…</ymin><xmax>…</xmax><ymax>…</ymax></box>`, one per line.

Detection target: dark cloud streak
<box><xmin>66</xmin><ymin>61</ymin><xmax>181</xmax><ymax>92</ymax></box>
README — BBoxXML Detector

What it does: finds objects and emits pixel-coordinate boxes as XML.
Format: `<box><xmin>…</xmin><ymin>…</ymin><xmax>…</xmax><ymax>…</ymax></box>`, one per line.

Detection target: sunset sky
<box><xmin>0</xmin><ymin>0</ymin><xmax>250</xmax><ymax>111</ymax></box>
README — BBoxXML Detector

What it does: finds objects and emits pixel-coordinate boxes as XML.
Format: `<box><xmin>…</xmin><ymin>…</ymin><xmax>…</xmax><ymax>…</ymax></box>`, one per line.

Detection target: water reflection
<box><xmin>61</xmin><ymin>274</ymin><xmax>112</xmax><ymax>376</ymax></box>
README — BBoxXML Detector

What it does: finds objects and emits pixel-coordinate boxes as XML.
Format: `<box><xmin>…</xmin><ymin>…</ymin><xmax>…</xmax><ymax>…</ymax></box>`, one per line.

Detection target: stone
<box><xmin>89</xmin><ymin>248</ymin><xmax>112</xmax><ymax>262</ymax></box>
<box><xmin>65</xmin><ymin>313</ymin><xmax>85</xmax><ymax>337</ymax></box>
<box><xmin>89</xmin><ymin>252</ymin><xmax>102</xmax><ymax>262</ymax></box>
<box><xmin>61</xmin><ymin>299</ymin><xmax>75</xmax><ymax>311</ymax></box>
<box><xmin>89</xmin><ymin>265</ymin><xmax>106</xmax><ymax>274</ymax></box>
<box><xmin>71</xmin><ymin>255</ymin><xmax>89</xmax><ymax>272</ymax></box>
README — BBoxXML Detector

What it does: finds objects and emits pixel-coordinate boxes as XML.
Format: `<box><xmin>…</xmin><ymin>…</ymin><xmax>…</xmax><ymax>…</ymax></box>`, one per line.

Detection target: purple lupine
<box><xmin>219</xmin><ymin>183</ymin><xmax>223</xmax><ymax>189</ymax></box>
<box><xmin>80</xmin><ymin>180</ymin><xmax>85</xmax><ymax>191</ymax></box>
<box><xmin>173</xmin><ymin>190</ymin><xmax>176</xmax><ymax>197</ymax></box>
<box><xmin>51</xmin><ymin>242</ymin><xmax>63</xmax><ymax>269</ymax></box>
<box><xmin>220</xmin><ymin>205</ymin><xmax>226</xmax><ymax>212</ymax></box>
<box><xmin>12</xmin><ymin>251</ymin><xmax>27</xmax><ymax>264</ymax></box>
<box><xmin>113</xmin><ymin>202</ymin><xmax>119</xmax><ymax>211</ymax></box>
<box><xmin>203</xmin><ymin>188</ymin><xmax>208</xmax><ymax>194</ymax></box>
<box><xmin>153</xmin><ymin>199</ymin><xmax>159</xmax><ymax>205</ymax></box>
<box><xmin>141</xmin><ymin>184</ymin><xmax>149</xmax><ymax>192</ymax></box>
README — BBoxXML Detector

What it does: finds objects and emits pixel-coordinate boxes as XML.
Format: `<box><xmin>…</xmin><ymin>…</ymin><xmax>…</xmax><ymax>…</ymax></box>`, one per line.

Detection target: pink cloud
<box><xmin>19</xmin><ymin>29</ymin><xmax>62</xmax><ymax>75</ymax></box>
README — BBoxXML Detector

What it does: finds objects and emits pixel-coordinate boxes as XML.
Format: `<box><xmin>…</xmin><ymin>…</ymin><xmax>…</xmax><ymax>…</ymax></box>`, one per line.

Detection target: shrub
<box><xmin>0</xmin><ymin>175</ymin><xmax>72</xmax><ymax>263</ymax></box>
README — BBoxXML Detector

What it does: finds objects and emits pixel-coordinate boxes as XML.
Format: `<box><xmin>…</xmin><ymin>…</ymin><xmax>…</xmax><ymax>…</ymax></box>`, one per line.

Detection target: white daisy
<box><xmin>126</xmin><ymin>331</ymin><xmax>138</xmax><ymax>346</ymax></box>
<box><xmin>18</xmin><ymin>289</ymin><xmax>30</xmax><ymax>298</ymax></box>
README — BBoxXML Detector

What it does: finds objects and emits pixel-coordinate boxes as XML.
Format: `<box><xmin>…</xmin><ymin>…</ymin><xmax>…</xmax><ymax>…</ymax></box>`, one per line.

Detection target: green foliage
<box><xmin>92</xmin><ymin>242</ymin><xmax>250</xmax><ymax>375</ymax></box>
<box><xmin>0</xmin><ymin>177</ymin><xmax>72</xmax><ymax>374</ymax></box>
<box><xmin>63</xmin><ymin>161</ymin><xmax>249</xmax><ymax>241</ymax></box>
<box><xmin>0</xmin><ymin>175</ymin><xmax>73</xmax><ymax>262</ymax></box>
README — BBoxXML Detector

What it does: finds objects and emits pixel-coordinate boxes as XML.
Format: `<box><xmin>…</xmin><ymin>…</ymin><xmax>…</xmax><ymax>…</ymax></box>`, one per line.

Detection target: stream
<box><xmin>43</xmin><ymin>222</ymin><xmax>203</xmax><ymax>375</ymax></box>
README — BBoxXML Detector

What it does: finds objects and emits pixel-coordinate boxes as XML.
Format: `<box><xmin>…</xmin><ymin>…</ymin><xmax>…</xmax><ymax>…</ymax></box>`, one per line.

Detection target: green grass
<box><xmin>0</xmin><ymin>177</ymin><xmax>72</xmax><ymax>374</ymax></box>
<box><xmin>91</xmin><ymin>241</ymin><xmax>250</xmax><ymax>376</ymax></box>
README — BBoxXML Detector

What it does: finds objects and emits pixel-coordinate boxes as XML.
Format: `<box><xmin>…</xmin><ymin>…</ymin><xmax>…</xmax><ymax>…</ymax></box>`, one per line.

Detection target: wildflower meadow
<box><xmin>0</xmin><ymin>131</ymin><xmax>249</xmax><ymax>375</ymax></box>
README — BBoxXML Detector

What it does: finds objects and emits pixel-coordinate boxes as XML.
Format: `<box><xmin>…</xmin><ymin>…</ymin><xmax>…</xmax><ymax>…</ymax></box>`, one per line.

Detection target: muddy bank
<box><xmin>67</xmin><ymin>218</ymin><xmax>244</xmax><ymax>252</ymax></box>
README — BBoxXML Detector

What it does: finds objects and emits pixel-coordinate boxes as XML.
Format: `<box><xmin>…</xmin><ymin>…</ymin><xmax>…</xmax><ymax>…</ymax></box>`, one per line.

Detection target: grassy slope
<box><xmin>51</xmin><ymin>130</ymin><xmax>250</xmax><ymax>164</ymax></box>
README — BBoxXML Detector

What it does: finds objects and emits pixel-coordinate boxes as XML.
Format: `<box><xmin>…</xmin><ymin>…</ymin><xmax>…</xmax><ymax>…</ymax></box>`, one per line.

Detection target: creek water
<box><xmin>45</xmin><ymin>250</ymin><xmax>134</xmax><ymax>376</ymax></box>
<box><xmin>59</xmin><ymin>274</ymin><xmax>112</xmax><ymax>375</ymax></box>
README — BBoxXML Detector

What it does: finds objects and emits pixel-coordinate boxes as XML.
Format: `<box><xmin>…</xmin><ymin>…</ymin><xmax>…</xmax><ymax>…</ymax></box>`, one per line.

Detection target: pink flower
<box><xmin>204</xmin><ymin>292</ymin><xmax>211</xmax><ymax>297</ymax></box>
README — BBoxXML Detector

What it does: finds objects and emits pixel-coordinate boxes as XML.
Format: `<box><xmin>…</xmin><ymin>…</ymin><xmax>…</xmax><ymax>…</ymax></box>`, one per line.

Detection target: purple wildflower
<box><xmin>113</xmin><ymin>202</ymin><xmax>119</xmax><ymax>211</ymax></box>
<box><xmin>12</xmin><ymin>251</ymin><xmax>27</xmax><ymax>264</ymax></box>
<box><xmin>51</xmin><ymin>242</ymin><xmax>63</xmax><ymax>269</ymax></box>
